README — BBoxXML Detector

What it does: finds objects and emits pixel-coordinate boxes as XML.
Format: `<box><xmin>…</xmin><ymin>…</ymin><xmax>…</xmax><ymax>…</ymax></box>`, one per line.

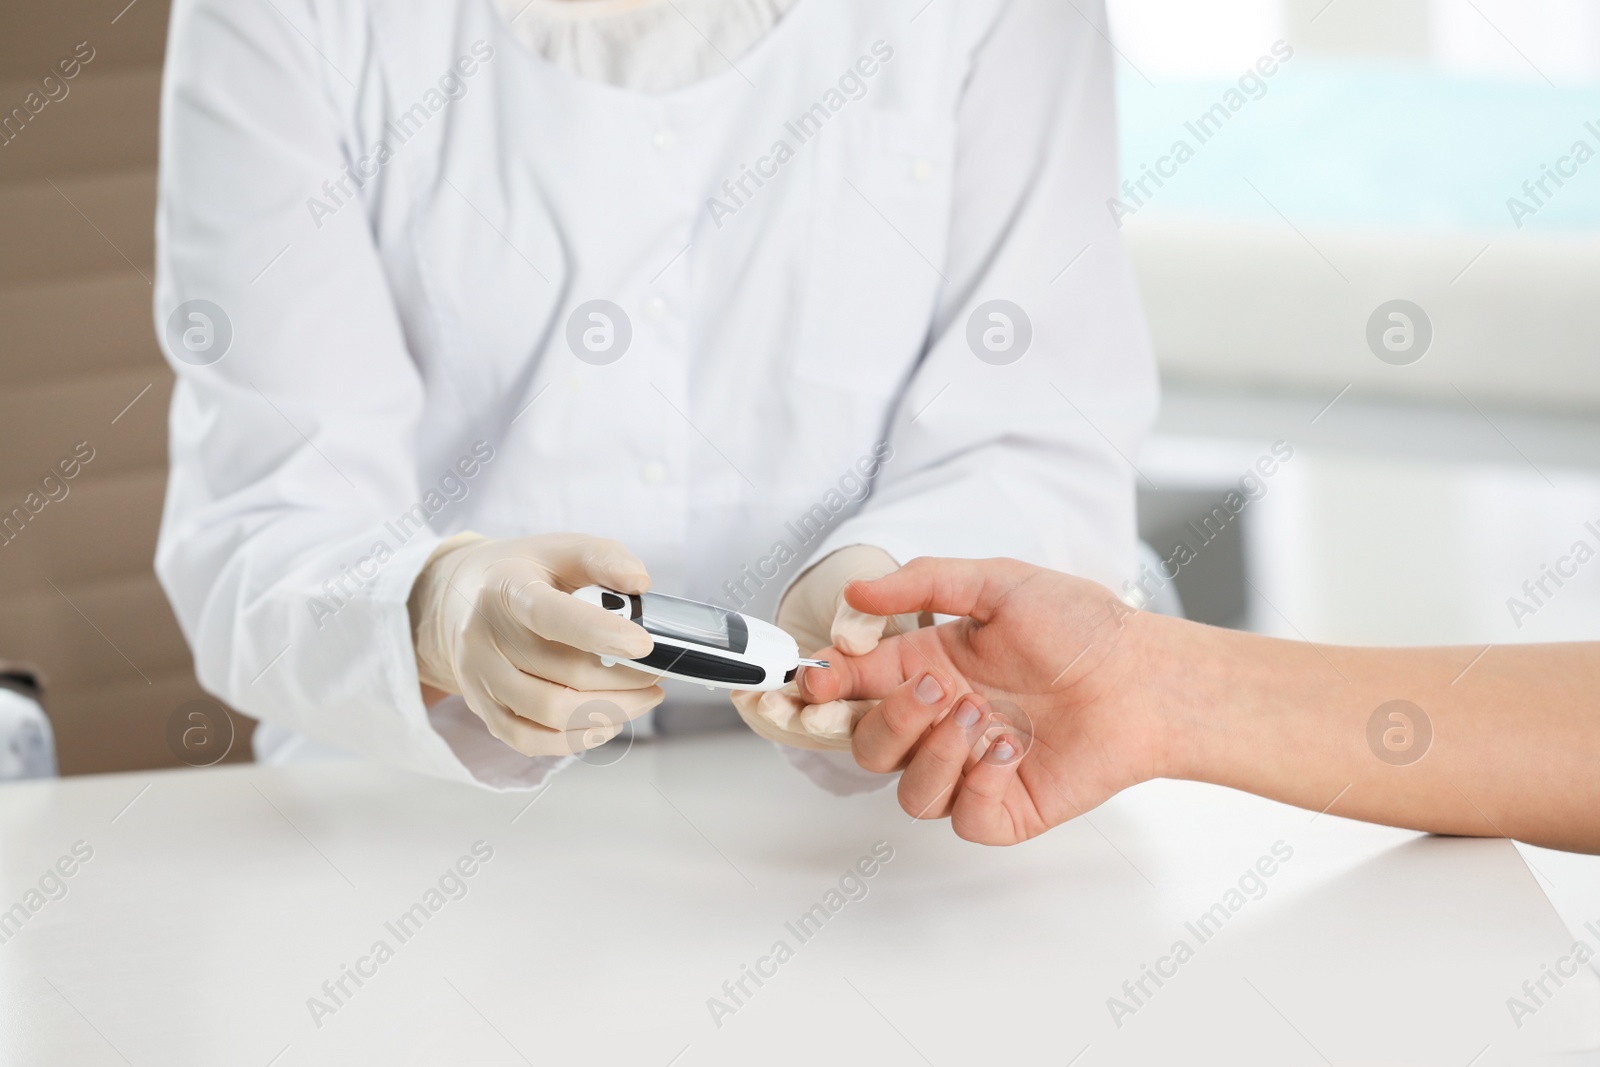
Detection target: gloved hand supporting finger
<box><xmin>730</xmin><ymin>687</ymin><xmax>861</xmax><ymax>752</ymax></box>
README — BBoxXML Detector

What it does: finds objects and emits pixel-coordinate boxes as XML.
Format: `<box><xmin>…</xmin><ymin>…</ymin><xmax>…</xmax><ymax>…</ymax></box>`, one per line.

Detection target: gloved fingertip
<box><xmin>831</xmin><ymin>616</ymin><xmax>884</xmax><ymax>656</ymax></box>
<box><xmin>799</xmin><ymin>700</ymin><xmax>853</xmax><ymax>740</ymax></box>
<box><xmin>610</xmin><ymin>569</ymin><xmax>652</xmax><ymax>594</ymax></box>
<box><xmin>757</xmin><ymin>691</ymin><xmax>800</xmax><ymax>731</ymax></box>
<box><xmin>599</xmin><ymin>621</ymin><xmax>652</xmax><ymax>659</ymax></box>
<box><xmin>833</xmin><ymin>635</ymin><xmax>877</xmax><ymax>657</ymax></box>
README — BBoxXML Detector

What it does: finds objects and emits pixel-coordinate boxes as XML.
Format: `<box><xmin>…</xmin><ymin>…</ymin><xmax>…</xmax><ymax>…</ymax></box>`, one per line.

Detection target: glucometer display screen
<box><xmin>638</xmin><ymin>592</ymin><xmax>749</xmax><ymax>654</ymax></box>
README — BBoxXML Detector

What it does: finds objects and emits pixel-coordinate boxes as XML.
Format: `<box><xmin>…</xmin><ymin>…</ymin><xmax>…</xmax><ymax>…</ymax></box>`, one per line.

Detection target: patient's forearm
<box><xmin>1150</xmin><ymin>616</ymin><xmax>1600</xmax><ymax>853</ymax></box>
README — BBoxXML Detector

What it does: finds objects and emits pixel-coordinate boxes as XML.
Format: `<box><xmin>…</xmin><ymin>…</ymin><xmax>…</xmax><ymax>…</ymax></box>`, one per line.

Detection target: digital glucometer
<box><xmin>573</xmin><ymin>586</ymin><xmax>827</xmax><ymax>691</ymax></box>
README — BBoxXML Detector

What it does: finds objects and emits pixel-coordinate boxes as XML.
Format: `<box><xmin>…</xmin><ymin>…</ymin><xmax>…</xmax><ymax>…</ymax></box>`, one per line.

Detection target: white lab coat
<box><xmin>153</xmin><ymin>0</ymin><xmax>1157</xmax><ymax>788</ymax></box>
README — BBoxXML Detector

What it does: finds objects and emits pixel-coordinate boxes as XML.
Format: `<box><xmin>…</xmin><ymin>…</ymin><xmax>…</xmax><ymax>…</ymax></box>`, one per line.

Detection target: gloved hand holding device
<box><xmin>409</xmin><ymin>532</ymin><xmax>665</xmax><ymax>756</ymax></box>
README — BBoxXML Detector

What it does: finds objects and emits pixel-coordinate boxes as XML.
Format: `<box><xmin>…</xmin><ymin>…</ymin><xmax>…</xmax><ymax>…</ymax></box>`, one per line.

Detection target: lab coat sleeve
<box><xmin>806</xmin><ymin>0</ymin><xmax>1159</xmax><ymax>591</ymax></box>
<box><xmin>153</xmin><ymin>0</ymin><xmax>535</xmax><ymax>786</ymax></box>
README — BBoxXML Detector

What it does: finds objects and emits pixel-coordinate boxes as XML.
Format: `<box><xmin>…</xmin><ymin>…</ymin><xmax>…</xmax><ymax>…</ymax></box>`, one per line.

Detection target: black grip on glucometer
<box><xmin>633</xmin><ymin>646</ymin><xmax>766</xmax><ymax>686</ymax></box>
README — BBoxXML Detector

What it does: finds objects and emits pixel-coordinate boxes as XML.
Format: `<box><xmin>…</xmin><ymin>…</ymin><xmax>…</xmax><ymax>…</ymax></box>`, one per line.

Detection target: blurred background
<box><xmin>0</xmin><ymin>0</ymin><xmax>1595</xmax><ymax>920</ymax></box>
<box><xmin>0</xmin><ymin>0</ymin><xmax>232</xmax><ymax>778</ymax></box>
<box><xmin>1114</xmin><ymin>0</ymin><xmax>1600</xmax><ymax>644</ymax></box>
<box><xmin>1107</xmin><ymin>0</ymin><xmax>1600</xmax><ymax>945</ymax></box>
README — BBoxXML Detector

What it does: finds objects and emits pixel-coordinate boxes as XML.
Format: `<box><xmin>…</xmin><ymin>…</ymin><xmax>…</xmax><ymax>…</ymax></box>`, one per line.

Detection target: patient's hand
<box><xmin>730</xmin><ymin>545</ymin><xmax>920</xmax><ymax>751</ymax></box>
<box><xmin>798</xmin><ymin>557</ymin><xmax>1166</xmax><ymax>844</ymax></box>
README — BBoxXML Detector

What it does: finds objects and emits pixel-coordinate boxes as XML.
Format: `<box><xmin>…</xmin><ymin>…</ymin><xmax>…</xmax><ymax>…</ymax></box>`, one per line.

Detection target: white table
<box><xmin>2</xmin><ymin>731</ymin><xmax>1597</xmax><ymax>1066</ymax></box>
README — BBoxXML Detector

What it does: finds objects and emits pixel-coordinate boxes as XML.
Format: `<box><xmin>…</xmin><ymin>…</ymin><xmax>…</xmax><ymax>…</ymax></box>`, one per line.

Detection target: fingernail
<box><xmin>914</xmin><ymin>674</ymin><xmax>944</xmax><ymax>705</ymax></box>
<box><xmin>993</xmin><ymin>739</ymin><xmax>1017</xmax><ymax>762</ymax></box>
<box><xmin>954</xmin><ymin>700</ymin><xmax>980</xmax><ymax>728</ymax></box>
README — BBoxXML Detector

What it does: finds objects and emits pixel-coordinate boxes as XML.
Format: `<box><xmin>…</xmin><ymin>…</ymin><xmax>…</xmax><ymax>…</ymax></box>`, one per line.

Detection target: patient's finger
<box><xmin>948</xmin><ymin>734</ymin><xmax>1024</xmax><ymax>845</ymax></box>
<box><xmin>895</xmin><ymin>693</ymin><xmax>988</xmax><ymax>817</ymax></box>
<box><xmin>843</xmin><ymin>557</ymin><xmax>1033</xmax><ymax>624</ymax></box>
<box><xmin>853</xmin><ymin>672</ymin><xmax>958</xmax><ymax>774</ymax></box>
<box><xmin>798</xmin><ymin>639</ymin><xmax>928</xmax><ymax>705</ymax></box>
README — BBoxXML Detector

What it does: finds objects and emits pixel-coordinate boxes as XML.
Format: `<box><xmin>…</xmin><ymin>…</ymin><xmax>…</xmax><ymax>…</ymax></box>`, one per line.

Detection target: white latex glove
<box><xmin>730</xmin><ymin>545</ymin><xmax>923</xmax><ymax>751</ymax></box>
<box><xmin>410</xmin><ymin>532</ymin><xmax>664</xmax><ymax>755</ymax></box>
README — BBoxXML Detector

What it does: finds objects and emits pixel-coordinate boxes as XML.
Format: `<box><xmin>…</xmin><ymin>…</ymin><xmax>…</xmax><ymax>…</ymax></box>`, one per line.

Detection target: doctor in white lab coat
<box><xmin>153</xmin><ymin>0</ymin><xmax>1156</xmax><ymax>790</ymax></box>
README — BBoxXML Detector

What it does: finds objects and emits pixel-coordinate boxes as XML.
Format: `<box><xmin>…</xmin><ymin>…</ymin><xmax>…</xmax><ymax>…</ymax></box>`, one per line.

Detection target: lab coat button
<box><xmin>642</xmin><ymin>461</ymin><xmax>667</xmax><ymax>484</ymax></box>
<box><xmin>911</xmin><ymin>158</ymin><xmax>935</xmax><ymax>182</ymax></box>
<box><xmin>653</xmin><ymin>129</ymin><xmax>677</xmax><ymax>152</ymax></box>
<box><xmin>645</xmin><ymin>297</ymin><xmax>667</xmax><ymax>320</ymax></box>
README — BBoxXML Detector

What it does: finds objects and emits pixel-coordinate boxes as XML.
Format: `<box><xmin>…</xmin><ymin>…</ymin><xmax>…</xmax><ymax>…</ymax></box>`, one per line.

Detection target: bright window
<box><xmin>1107</xmin><ymin>0</ymin><xmax>1600</xmax><ymax>232</ymax></box>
